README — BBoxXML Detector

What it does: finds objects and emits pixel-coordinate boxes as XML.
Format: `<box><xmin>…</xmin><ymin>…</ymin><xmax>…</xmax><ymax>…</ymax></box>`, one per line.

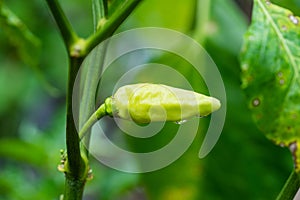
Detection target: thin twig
<box><xmin>45</xmin><ymin>0</ymin><xmax>78</xmax><ymax>49</ymax></box>
<box><xmin>276</xmin><ymin>170</ymin><xmax>300</xmax><ymax>200</ymax></box>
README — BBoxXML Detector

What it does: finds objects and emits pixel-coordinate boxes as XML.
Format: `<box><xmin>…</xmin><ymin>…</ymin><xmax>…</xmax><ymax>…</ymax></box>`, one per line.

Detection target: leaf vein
<box><xmin>257</xmin><ymin>0</ymin><xmax>299</xmax><ymax>83</ymax></box>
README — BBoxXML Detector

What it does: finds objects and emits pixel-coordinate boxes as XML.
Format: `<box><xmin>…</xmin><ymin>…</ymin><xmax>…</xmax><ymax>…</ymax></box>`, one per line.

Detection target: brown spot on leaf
<box><xmin>289</xmin><ymin>142</ymin><xmax>298</xmax><ymax>169</ymax></box>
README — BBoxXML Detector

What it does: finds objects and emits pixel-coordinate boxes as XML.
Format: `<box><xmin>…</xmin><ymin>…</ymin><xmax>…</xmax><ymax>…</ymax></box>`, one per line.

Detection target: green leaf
<box><xmin>0</xmin><ymin>4</ymin><xmax>41</xmax><ymax>67</ymax></box>
<box><xmin>240</xmin><ymin>0</ymin><xmax>300</xmax><ymax>171</ymax></box>
<box><xmin>272</xmin><ymin>0</ymin><xmax>300</xmax><ymax>16</ymax></box>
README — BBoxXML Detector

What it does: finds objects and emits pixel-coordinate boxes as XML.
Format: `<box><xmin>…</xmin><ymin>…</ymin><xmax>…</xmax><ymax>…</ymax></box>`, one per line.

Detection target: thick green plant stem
<box><xmin>276</xmin><ymin>170</ymin><xmax>300</xmax><ymax>200</ymax></box>
<box><xmin>64</xmin><ymin>57</ymin><xmax>87</xmax><ymax>200</ymax></box>
<box><xmin>45</xmin><ymin>0</ymin><xmax>144</xmax><ymax>199</ymax></box>
<box><xmin>45</xmin><ymin>0</ymin><xmax>78</xmax><ymax>49</ymax></box>
<box><xmin>64</xmin><ymin>172</ymin><xmax>86</xmax><ymax>200</ymax></box>
<box><xmin>45</xmin><ymin>1</ymin><xmax>87</xmax><ymax>199</ymax></box>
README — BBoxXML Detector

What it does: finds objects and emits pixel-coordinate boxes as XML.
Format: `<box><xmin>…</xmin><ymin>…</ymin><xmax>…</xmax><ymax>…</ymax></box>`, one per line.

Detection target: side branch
<box><xmin>84</xmin><ymin>0</ymin><xmax>143</xmax><ymax>54</ymax></box>
<box><xmin>45</xmin><ymin>0</ymin><xmax>78</xmax><ymax>49</ymax></box>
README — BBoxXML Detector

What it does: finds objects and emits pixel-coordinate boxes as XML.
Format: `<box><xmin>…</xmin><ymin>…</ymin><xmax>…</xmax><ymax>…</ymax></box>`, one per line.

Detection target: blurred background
<box><xmin>0</xmin><ymin>0</ymin><xmax>299</xmax><ymax>199</ymax></box>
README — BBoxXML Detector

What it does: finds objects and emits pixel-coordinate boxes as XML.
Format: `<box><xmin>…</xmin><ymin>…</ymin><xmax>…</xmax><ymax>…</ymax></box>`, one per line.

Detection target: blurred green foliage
<box><xmin>0</xmin><ymin>0</ymin><xmax>296</xmax><ymax>199</ymax></box>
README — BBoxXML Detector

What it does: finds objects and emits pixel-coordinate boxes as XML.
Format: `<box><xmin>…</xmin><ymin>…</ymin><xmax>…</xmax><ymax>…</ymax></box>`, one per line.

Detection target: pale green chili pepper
<box><xmin>105</xmin><ymin>83</ymin><xmax>221</xmax><ymax>123</ymax></box>
<box><xmin>79</xmin><ymin>83</ymin><xmax>221</xmax><ymax>139</ymax></box>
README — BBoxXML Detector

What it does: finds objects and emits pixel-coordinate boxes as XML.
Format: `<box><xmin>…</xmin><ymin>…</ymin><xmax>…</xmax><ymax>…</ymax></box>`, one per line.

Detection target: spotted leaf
<box><xmin>240</xmin><ymin>0</ymin><xmax>300</xmax><ymax>170</ymax></box>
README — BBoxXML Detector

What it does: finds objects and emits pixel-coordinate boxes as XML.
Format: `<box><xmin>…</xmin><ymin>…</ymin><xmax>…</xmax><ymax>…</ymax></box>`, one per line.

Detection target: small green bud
<box><xmin>105</xmin><ymin>83</ymin><xmax>221</xmax><ymax>123</ymax></box>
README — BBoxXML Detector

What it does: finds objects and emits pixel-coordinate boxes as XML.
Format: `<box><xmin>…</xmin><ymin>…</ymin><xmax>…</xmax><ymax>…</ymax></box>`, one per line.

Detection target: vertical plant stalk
<box><xmin>45</xmin><ymin>1</ymin><xmax>87</xmax><ymax>200</ymax></box>
<box><xmin>45</xmin><ymin>0</ymin><xmax>144</xmax><ymax>199</ymax></box>
<box><xmin>64</xmin><ymin>56</ymin><xmax>88</xmax><ymax>200</ymax></box>
<box><xmin>276</xmin><ymin>170</ymin><xmax>300</xmax><ymax>200</ymax></box>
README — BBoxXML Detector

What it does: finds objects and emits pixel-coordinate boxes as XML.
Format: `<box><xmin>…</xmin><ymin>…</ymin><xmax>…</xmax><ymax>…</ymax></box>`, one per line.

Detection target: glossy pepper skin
<box><xmin>104</xmin><ymin>83</ymin><xmax>221</xmax><ymax>123</ymax></box>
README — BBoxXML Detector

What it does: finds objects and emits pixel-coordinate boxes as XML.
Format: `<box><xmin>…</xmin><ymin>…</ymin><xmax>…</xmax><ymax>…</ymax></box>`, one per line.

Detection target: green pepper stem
<box><xmin>79</xmin><ymin>103</ymin><xmax>107</xmax><ymax>140</ymax></box>
<box><xmin>276</xmin><ymin>170</ymin><xmax>300</xmax><ymax>200</ymax></box>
